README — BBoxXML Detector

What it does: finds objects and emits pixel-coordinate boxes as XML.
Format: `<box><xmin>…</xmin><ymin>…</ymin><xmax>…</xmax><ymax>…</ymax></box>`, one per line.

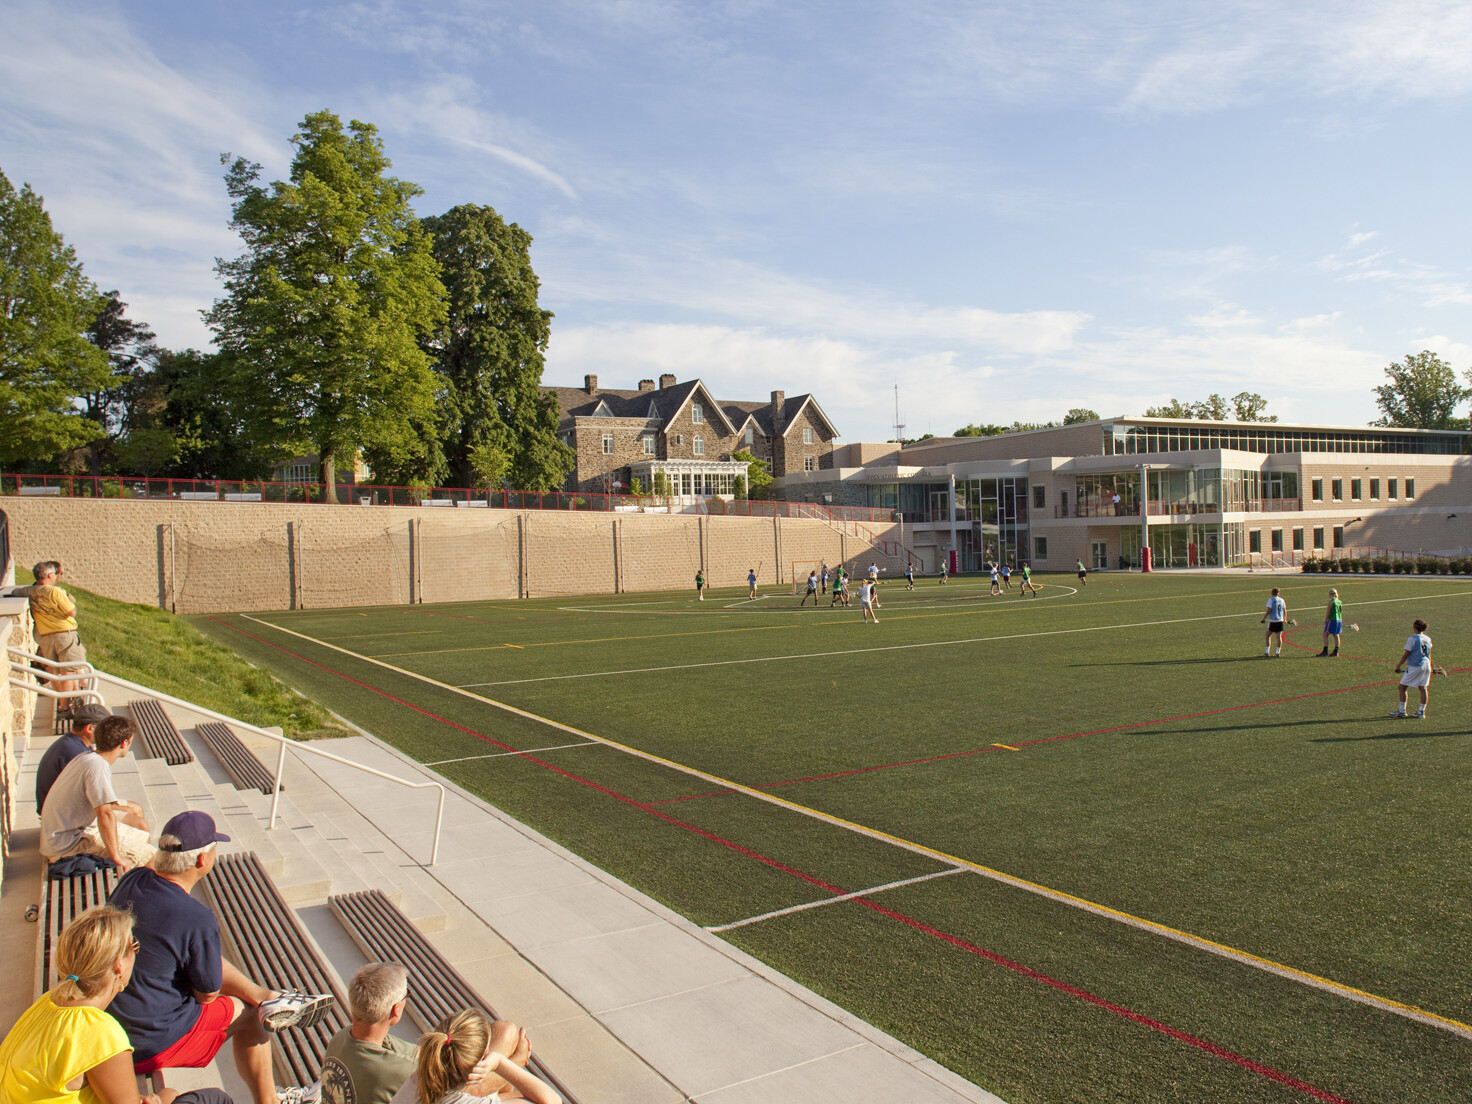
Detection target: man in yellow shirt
<box><xmin>13</xmin><ymin>560</ymin><xmax>86</xmax><ymax>717</ymax></box>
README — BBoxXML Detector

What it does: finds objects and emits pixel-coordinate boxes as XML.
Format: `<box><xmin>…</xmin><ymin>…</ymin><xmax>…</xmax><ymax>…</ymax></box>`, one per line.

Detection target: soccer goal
<box><xmin>791</xmin><ymin>560</ymin><xmax>827</xmax><ymax>595</ymax></box>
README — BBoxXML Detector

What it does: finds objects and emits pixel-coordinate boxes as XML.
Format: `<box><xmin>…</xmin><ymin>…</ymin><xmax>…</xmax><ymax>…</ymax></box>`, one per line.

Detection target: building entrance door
<box><xmin>1091</xmin><ymin>541</ymin><xmax>1108</xmax><ymax>570</ymax></box>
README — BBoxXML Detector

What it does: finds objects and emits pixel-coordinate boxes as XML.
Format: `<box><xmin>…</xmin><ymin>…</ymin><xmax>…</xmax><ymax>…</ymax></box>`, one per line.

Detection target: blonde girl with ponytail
<box><xmin>410</xmin><ymin>1009</ymin><xmax>559</xmax><ymax>1104</ymax></box>
<box><xmin>0</xmin><ymin>905</ymin><xmax>233</xmax><ymax>1104</ymax></box>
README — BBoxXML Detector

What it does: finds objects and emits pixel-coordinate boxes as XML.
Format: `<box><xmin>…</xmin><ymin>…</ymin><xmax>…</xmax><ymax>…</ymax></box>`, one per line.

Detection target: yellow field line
<box><xmin>240</xmin><ymin>613</ymin><xmax>1472</xmax><ymax>1041</ymax></box>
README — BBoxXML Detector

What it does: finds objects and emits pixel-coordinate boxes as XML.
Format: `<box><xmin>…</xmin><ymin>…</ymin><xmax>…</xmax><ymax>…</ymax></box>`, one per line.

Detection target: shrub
<box><xmin>1373</xmin><ymin>557</ymin><xmax>1392</xmax><ymax>574</ymax></box>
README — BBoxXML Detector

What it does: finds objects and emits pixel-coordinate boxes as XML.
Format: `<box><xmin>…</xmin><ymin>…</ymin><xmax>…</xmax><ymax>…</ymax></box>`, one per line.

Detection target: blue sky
<box><xmin>4</xmin><ymin>1</ymin><xmax>1472</xmax><ymax>443</ymax></box>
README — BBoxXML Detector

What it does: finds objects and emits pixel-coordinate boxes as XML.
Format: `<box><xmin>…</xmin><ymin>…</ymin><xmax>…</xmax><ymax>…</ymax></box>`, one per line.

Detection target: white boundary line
<box><xmin>424</xmin><ymin>740</ymin><xmax>600</xmax><ymax>766</ymax></box>
<box><xmin>707</xmin><ymin>868</ymin><xmax>968</xmax><ymax>932</ymax></box>
<box><xmin>233</xmin><ymin>591</ymin><xmax>1472</xmax><ymax>1041</ymax></box>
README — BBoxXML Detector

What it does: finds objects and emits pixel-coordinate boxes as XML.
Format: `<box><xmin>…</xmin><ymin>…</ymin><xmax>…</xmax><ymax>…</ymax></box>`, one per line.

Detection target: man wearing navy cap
<box><xmin>108</xmin><ymin>810</ymin><xmax>335</xmax><ymax>1104</ymax></box>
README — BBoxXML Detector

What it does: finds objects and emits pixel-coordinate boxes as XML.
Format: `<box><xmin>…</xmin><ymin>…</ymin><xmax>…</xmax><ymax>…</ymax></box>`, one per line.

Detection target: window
<box><xmin>1032</xmin><ymin>486</ymin><xmax>1046</xmax><ymax>508</ymax></box>
<box><xmin>744</xmin><ymin>425</ymin><xmax>754</xmax><ymax>445</ymax></box>
<box><xmin>1313</xmin><ymin>526</ymin><xmax>1324</xmax><ymax>550</ymax></box>
<box><xmin>1406</xmin><ymin>478</ymin><xmax>1415</xmax><ymax>498</ymax></box>
<box><xmin>1249</xmin><ymin>530</ymin><xmax>1261</xmax><ymax>553</ymax></box>
<box><xmin>693</xmin><ymin>434</ymin><xmax>704</xmax><ymax>456</ymax></box>
<box><xmin>692</xmin><ymin>403</ymin><xmax>703</xmax><ymax>424</ymax></box>
<box><xmin>1388</xmin><ymin>478</ymin><xmax>1398</xmax><ymax>499</ymax></box>
<box><xmin>1035</xmin><ymin>536</ymin><xmax>1048</xmax><ymax>560</ymax></box>
<box><xmin>601</xmin><ymin>433</ymin><xmax>614</xmax><ymax>455</ymax></box>
<box><xmin>1351</xmin><ymin>478</ymin><xmax>1361</xmax><ymax>500</ymax></box>
<box><xmin>803</xmin><ymin>455</ymin><xmax>816</xmax><ymax>471</ymax></box>
<box><xmin>1331</xmin><ymin>478</ymin><xmax>1343</xmax><ymax>501</ymax></box>
<box><xmin>802</xmin><ymin>427</ymin><xmax>813</xmax><ymax>444</ymax></box>
<box><xmin>283</xmin><ymin>463</ymin><xmax>313</xmax><ymax>483</ymax></box>
<box><xmin>642</xmin><ymin>435</ymin><xmax>656</xmax><ymax>455</ymax></box>
<box><xmin>1271</xmin><ymin>529</ymin><xmax>1283</xmax><ymax>552</ymax></box>
<box><xmin>1311</xmin><ymin>478</ymin><xmax>1323</xmax><ymax>502</ymax></box>
<box><xmin>1369</xmin><ymin>478</ymin><xmax>1380</xmax><ymax>500</ymax></box>
<box><xmin>1333</xmin><ymin>525</ymin><xmax>1344</xmax><ymax>548</ymax></box>
<box><xmin>1292</xmin><ymin>527</ymin><xmax>1304</xmax><ymax>551</ymax></box>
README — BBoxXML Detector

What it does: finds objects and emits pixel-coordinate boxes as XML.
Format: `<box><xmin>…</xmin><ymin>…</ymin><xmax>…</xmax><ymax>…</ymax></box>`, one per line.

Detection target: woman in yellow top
<box><xmin>0</xmin><ymin>905</ymin><xmax>233</xmax><ymax>1104</ymax></box>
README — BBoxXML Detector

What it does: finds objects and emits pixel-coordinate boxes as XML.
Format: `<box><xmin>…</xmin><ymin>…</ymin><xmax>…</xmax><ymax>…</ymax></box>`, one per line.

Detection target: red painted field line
<box><xmin>648</xmin><ymin>676</ymin><xmax>1402</xmax><ymax>804</ymax></box>
<box><xmin>1281</xmin><ymin>624</ymin><xmax>1382</xmax><ymax>663</ymax></box>
<box><xmin>211</xmin><ymin>616</ymin><xmax>1358</xmax><ymax>1102</ymax></box>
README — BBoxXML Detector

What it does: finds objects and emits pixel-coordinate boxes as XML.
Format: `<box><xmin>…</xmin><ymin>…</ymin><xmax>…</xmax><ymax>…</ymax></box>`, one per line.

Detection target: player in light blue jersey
<box><xmin>1261</xmin><ymin>587</ymin><xmax>1287</xmax><ymax>656</ymax></box>
<box><xmin>1391</xmin><ymin>619</ymin><xmax>1433</xmax><ymax>718</ymax></box>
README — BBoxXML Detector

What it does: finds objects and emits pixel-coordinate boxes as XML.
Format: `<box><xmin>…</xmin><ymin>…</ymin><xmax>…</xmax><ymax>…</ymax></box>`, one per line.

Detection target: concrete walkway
<box><xmin>290</xmin><ymin>730</ymin><xmax>1006</xmax><ymax>1104</ymax></box>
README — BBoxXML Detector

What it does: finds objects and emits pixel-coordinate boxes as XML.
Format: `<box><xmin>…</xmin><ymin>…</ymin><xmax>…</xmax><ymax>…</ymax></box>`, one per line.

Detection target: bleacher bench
<box><xmin>329</xmin><ymin>889</ymin><xmax>580</xmax><ymax>1104</ymax></box>
<box><xmin>198</xmin><ymin>721</ymin><xmax>279</xmax><ymax>795</ymax></box>
<box><xmin>127</xmin><ymin>699</ymin><xmax>194</xmax><ymax>766</ymax></box>
<box><xmin>35</xmin><ymin>863</ymin><xmax>121</xmax><ymax>996</ymax></box>
<box><xmin>202</xmin><ymin>852</ymin><xmax>349</xmax><ymax>1087</ymax></box>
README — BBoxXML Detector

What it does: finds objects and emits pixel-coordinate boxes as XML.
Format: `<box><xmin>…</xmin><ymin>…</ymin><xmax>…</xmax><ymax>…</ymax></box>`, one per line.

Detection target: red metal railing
<box><xmin>0</xmin><ymin>473</ymin><xmax>897</xmax><ymax>522</ymax></box>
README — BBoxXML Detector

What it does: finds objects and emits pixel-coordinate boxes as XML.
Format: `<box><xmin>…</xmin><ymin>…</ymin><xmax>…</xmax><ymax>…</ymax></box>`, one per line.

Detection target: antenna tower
<box><xmin>893</xmin><ymin>384</ymin><xmax>905</xmax><ymax>444</ymax></box>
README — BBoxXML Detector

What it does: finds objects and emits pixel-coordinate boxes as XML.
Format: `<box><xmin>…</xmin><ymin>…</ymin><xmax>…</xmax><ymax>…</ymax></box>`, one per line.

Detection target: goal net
<box><xmin>791</xmin><ymin>560</ymin><xmax>828</xmax><ymax>595</ymax></box>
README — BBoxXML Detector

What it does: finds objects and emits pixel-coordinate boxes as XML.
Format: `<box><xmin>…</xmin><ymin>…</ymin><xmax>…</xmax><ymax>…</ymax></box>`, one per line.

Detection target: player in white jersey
<box><xmin>1260</xmin><ymin>587</ymin><xmax>1286</xmax><ymax>656</ymax></box>
<box><xmin>989</xmin><ymin>562</ymin><xmax>1001</xmax><ymax>596</ymax></box>
<box><xmin>1391</xmin><ymin>619</ymin><xmax>1433</xmax><ymax>718</ymax></box>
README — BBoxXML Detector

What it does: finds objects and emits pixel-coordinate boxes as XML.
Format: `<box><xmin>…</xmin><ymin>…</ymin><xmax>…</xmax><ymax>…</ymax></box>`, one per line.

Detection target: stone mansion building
<box><xmin>545</xmin><ymin>374</ymin><xmax>839</xmax><ymax>495</ymax></box>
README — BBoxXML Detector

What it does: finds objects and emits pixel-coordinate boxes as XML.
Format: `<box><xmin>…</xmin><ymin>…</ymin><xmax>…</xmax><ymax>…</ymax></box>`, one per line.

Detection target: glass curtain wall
<box><xmin>1075</xmin><ymin>473</ymin><xmax>1139</xmax><ymax>517</ymax></box>
<box><xmin>956</xmin><ymin>476</ymin><xmax>1029</xmax><ymax>570</ymax></box>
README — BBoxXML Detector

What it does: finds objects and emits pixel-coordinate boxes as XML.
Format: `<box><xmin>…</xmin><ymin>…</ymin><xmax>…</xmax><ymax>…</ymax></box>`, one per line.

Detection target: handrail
<box><xmin>7</xmin><ymin>645</ymin><xmax>95</xmax><ymax>674</ymax></box>
<box><xmin>7</xmin><ymin>661</ymin><xmax>91</xmax><ymax>684</ymax></box>
<box><xmin>8</xmin><ymin>679</ymin><xmax>104</xmax><ymax>706</ymax></box>
<box><xmin>90</xmin><ymin>671</ymin><xmax>446</xmax><ymax>866</ymax></box>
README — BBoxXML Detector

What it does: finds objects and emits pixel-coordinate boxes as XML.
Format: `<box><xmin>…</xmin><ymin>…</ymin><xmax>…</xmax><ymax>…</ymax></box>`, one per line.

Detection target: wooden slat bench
<box><xmin>198</xmin><ymin>721</ymin><xmax>279</xmax><ymax>794</ymax></box>
<box><xmin>329</xmin><ymin>889</ymin><xmax>580</xmax><ymax>1104</ymax></box>
<box><xmin>35</xmin><ymin>863</ymin><xmax>121</xmax><ymax>997</ymax></box>
<box><xmin>202</xmin><ymin>852</ymin><xmax>348</xmax><ymax>1087</ymax></box>
<box><xmin>127</xmin><ymin>699</ymin><xmax>194</xmax><ymax>765</ymax></box>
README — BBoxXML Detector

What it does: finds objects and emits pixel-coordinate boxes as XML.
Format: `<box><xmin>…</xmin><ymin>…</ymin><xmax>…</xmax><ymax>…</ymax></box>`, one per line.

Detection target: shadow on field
<box><xmin>1312</xmin><ymin>727</ymin><xmax>1462</xmax><ymax>742</ymax></box>
<box><xmin>1071</xmin><ymin>656</ymin><xmax>1294</xmax><ymax>667</ymax></box>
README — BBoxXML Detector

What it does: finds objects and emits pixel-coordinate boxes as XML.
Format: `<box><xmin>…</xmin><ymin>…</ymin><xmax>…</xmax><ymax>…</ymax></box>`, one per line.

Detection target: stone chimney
<box><xmin>771</xmin><ymin>390</ymin><xmax>786</xmax><ymax>432</ymax></box>
<box><xmin>584</xmin><ymin>374</ymin><xmax>598</xmax><ymax>394</ymax></box>
<box><xmin>659</xmin><ymin>373</ymin><xmax>676</xmax><ymax>389</ymax></box>
<box><xmin>638</xmin><ymin>379</ymin><xmax>655</xmax><ymax>392</ymax></box>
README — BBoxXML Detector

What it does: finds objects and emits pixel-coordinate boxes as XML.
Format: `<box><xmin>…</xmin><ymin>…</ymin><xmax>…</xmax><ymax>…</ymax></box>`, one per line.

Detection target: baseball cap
<box><xmin>70</xmin><ymin>703</ymin><xmax>112</xmax><ymax>727</ymax></box>
<box><xmin>158</xmin><ymin>810</ymin><xmax>232</xmax><ymax>851</ymax></box>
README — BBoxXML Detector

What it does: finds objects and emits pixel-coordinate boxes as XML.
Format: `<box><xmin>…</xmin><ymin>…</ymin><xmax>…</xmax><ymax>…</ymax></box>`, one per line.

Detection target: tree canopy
<box><xmin>0</xmin><ymin>167</ymin><xmax>110</xmax><ymax>464</ymax></box>
<box><xmin>205</xmin><ymin>110</ymin><xmax>446</xmax><ymax>489</ymax></box>
<box><xmin>1372</xmin><ymin>350</ymin><xmax>1470</xmax><ymax>429</ymax></box>
<box><xmin>730</xmin><ymin>449</ymin><xmax>771</xmax><ymax>497</ymax></box>
<box><xmin>412</xmin><ymin>204</ymin><xmax>572</xmax><ymax>491</ymax></box>
<box><xmin>1144</xmin><ymin>392</ymin><xmax>1275</xmax><ymax>422</ymax></box>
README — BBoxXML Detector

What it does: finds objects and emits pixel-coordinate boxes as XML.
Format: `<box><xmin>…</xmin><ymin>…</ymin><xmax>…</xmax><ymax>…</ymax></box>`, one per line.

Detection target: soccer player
<box><xmin>989</xmin><ymin>562</ymin><xmax>1001</xmax><ymax>596</ymax></box>
<box><xmin>800</xmin><ymin>571</ymin><xmax>819</xmax><ymax>606</ymax></box>
<box><xmin>1019</xmin><ymin>562</ymin><xmax>1040</xmax><ymax>597</ymax></box>
<box><xmin>1076</xmin><ymin>559</ymin><xmax>1088</xmax><ymax>586</ymax></box>
<box><xmin>938</xmin><ymin>560</ymin><xmax>948</xmax><ymax>584</ymax></box>
<box><xmin>1261</xmin><ymin>587</ymin><xmax>1286</xmax><ymax>656</ymax></box>
<box><xmin>695</xmin><ymin>570</ymin><xmax>705</xmax><ymax>600</ymax></box>
<box><xmin>860</xmin><ymin>579</ymin><xmax>879</xmax><ymax>623</ymax></box>
<box><xmin>905</xmin><ymin>563</ymin><xmax>915</xmax><ymax>590</ymax></box>
<box><xmin>1391</xmin><ymin>619</ymin><xmax>1433</xmax><ymax>718</ymax></box>
<box><xmin>1001</xmin><ymin>563</ymin><xmax>1012</xmax><ymax>589</ymax></box>
<box><xmin>1318</xmin><ymin>589</ymin><xmax>1343</xmax><ymax>657</ymax></box>
<box><xmin>830</xmin><ymin>570</ymin><xmax>844</xmax><ymax>607</ymax></box>
<box><xmin>747</xmin><ymin>568</ymin><xmax>758</xmax><ymax>600</ymax></box>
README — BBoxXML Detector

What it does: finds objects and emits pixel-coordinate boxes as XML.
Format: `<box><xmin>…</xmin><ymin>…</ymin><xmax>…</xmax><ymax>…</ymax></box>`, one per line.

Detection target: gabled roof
<box><xmin>542</xmin><ymin>380</ymin><xmax>836</xmax><ymax>439</ymax></box>
<box><xmin>661</xmin><ymin>379</ymin><xmax>739</xmax><ymax>435</ymax></box>
<box><xmin>778</xmin><ymin>394</ymin><xmax>837</xmax><ymax>438</ymax></box>
<box><xmin>723</xmin><ymin>401</ymin><xmax>776</xmax><ymax>438</ymax></box>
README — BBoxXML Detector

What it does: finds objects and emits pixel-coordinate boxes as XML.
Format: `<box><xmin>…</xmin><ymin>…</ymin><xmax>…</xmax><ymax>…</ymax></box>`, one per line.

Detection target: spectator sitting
<box><xmin>392</xmin><ymin>1009</ymin><xmax>559</xmax><ymax>1104</ymax></box>
<box><xmin>10</xmin><ymin>560</ymin><xmax>87</xmax><ymax>716</ymax></box>
<box><xmin>321</xmin><ymin>963</ymin><xmax>418</xmax><ymax>1104</ymax></box>
<box><xmin>107</xmin><ymin>810</ymin><xmax>335</xmax><ymax>1104</ymax></box>
<box><xmin>35</xmin><ymin>702</ymin><xmax>112</xmax><ymax>813</ymax></box>
<box><xmin>0</xmin><ymin>903</ymin><xmax>235</xmax><ymax>1104</ymax></box>
<box><xmin>40</xmin><ymin>715</ymin><xmax>154</xmax><ymax>873</ymax></box>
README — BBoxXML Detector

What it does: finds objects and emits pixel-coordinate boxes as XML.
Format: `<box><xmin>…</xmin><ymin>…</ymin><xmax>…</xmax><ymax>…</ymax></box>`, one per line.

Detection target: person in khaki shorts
<box><xmin>40</xmin><ymin>715</ymin><xmax>154</xmax><ymax>872</ymax></box>
<box><xmin>12</xmin><ymin>560</ymin><xmax>86</xmax><ymax>718</ymax></box>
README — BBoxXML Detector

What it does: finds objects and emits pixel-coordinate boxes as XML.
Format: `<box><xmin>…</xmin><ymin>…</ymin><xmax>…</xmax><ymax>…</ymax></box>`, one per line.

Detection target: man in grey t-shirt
<box><xmin>40</xmin><ymin>714</ymin><xmax>153</xmax><ymax>870</ymax></box>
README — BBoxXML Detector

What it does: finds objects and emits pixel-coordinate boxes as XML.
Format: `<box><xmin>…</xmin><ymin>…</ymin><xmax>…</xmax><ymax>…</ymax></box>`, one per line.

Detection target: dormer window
<box><xmin>592</xmin><ymin>400</ymin><xmax>614</xmax><ymax>418</ymax></box>
<box><xmin>648</xmin><ymin>400</ymin><xmax>659</xmax><ymax>418</ymax></box>
<box><xmin>744</xmin><ymin>425</ymin><xmax>754</xmax><ymax>445</ymax></box>
<box><xmin>692</xmin><ymin>402</ymin><xmax>703</xmax><ymax>424</ymax></box>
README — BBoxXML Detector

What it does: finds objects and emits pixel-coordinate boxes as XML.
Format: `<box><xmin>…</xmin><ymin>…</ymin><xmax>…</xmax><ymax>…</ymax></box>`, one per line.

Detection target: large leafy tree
<box><xmin>1145</xmin><ymin>392</ymin><xmax>1275</xmax><ymax>422</ymax></box>
<box><xmin>206</xmin><ymin>111</ymin><xmax>446</xmax><ymax>490</ymax></box>
<box><xmin>1372</xmin><ymin>350</ymin><xmax>1470</xmax><ymax>429</ymax></box>
<box><xmin>414</xmin><ymin>204</ymin><xmax>572</xmax><ymax>491</ymax></box>
<box><xmin>0</xmin><ymin>168</ymin><xmax>109</xmax><ymax>464</ymax></box>
<box><xmin>81</xmin><ymin>290</ymin><xmax>159</xmax><ymax>474</ymax></box>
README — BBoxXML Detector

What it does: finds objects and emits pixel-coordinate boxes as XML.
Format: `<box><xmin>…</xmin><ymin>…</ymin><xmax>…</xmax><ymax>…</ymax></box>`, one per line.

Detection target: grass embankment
<box><xmin>16</xmin><ymin>572</ymin><xmax>345</xmax><ymax>740</ymax></box>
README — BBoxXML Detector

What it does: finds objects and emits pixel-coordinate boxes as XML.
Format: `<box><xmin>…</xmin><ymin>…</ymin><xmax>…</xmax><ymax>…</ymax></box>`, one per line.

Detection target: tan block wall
<box><xmin>2</xmin><ymin>611</ymin><xmax>38</xmax><ymax>870</ymax></box>
<box><xmin>1</xmin><ymin>497</ymin><xmax>910</xmax><ymax>611</ymax></box>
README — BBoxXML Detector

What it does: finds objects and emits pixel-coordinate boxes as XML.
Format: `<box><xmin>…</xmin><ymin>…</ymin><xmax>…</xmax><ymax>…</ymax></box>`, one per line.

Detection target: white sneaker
<box><xmin>1388</xmin><ymin>710</ymin><xmax>1407</xmax><ymax>718</ymax></box>
<box><xmin>259</xmin><ymin>990</ymin><xmax>335</xmax><ymax>1032</ymax></box>
<box><xmin>1414</xmin><ymin>710</ymin><xmax>1426</xmax><ymax>719</ymax></box>
<box><xmin>277</xmin><ymin>1083</ymin><xmax>321</xmax><ymax>1104</ymax></box>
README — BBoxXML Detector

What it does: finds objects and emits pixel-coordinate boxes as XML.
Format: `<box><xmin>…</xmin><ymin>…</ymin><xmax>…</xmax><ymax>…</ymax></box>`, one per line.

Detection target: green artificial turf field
<box><xmin>194</xmin><ymin>571</ymin><xmax>1472</xmax><ymax>1104</ymax></box>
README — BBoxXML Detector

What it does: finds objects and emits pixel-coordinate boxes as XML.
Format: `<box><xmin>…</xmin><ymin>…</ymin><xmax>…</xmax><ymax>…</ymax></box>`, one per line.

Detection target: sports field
<box><xmin>194</xmin><ymin>571</ymin><xmax>1472</xmax><ymax>1104</ymax></box>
